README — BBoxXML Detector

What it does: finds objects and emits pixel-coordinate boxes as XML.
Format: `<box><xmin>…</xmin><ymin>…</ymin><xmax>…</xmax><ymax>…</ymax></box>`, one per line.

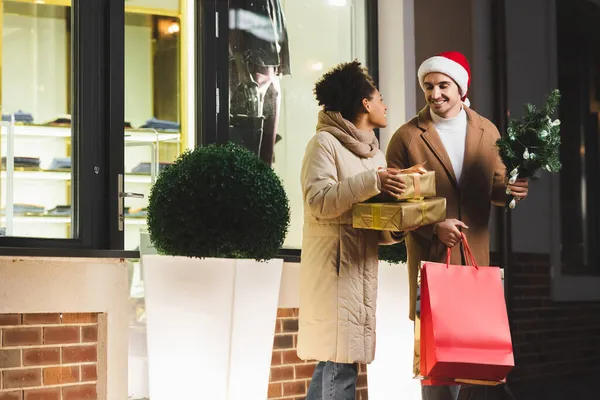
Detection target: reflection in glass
<box><xmin>229</xmin><ymin>0</ymin><xmax>291</xmax><ymax>166</ymax></box>
<box><xmin>228</xmin><ymin>0</ymin><xmax>368</xmax><ymax>249</ymax></box>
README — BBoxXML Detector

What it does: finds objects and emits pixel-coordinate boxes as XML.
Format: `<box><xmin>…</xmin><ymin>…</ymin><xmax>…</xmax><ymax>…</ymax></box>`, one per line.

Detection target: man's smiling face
<box><xmin>423</xmin><ymin>72</ymin><xmax>462</xmax><ymax>118</ymax></box>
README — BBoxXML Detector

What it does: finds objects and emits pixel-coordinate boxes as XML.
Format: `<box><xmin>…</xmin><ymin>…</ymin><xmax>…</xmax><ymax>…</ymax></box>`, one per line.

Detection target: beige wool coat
<box><xmin>297</xmin><ymin>112</ymin><xmax>397</xmax><ymax>365</ymax></box>
<box><xmin>386</xmin><ymin>105</ymin><xmax>508</xmax><ymax>321</ymax></box>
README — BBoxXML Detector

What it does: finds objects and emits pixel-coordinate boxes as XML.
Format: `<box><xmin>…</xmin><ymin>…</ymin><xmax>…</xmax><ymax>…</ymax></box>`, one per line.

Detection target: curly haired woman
<box><xmin>298</xmin><ymin>60</ymin><xmax>408</xmax><ymax>399</ymax></box>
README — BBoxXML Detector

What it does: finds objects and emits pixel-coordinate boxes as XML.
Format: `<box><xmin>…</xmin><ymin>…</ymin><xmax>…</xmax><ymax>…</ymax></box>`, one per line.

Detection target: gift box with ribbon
<box><xmin>352</xmin><ymin>197</ymin><xmax>446</xmax><ymax>231</ymax></box>
<box><xmin>373</xmin><ymin>164</ymin><xmax>437</xmax><ymax>201</ymax></box>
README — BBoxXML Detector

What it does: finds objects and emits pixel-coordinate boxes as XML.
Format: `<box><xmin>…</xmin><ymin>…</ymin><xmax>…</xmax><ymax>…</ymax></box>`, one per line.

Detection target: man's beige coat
<box><xmin>386</xmin><ymin>106</ymin><xmax>508</xmax><ymax>321</ymax></box>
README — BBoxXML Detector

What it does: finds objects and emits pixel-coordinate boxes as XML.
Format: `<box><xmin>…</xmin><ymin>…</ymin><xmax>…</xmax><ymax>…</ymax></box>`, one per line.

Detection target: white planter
<box><xmin>141</xmin><ymin>255</ymin><xmax>283</xmax><ymax>400</ymax></box>
<box><xmin>368</xmin><ymin>261</ymin><xmax>422</xmax><ymax>400</ymax></box>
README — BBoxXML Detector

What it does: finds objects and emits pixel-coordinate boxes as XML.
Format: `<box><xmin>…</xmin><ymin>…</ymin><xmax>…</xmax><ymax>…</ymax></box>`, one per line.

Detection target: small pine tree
<box><xmin>496</xmin><ymin>89</ymin><xmax>562</xmax><ymax>210</ymax></box>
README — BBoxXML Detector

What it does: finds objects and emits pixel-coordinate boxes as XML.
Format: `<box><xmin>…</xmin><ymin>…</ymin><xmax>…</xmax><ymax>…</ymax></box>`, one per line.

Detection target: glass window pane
<box><xmin>228</xmin><ymin>0</ymin><xmax>369</xmax><ymax>249</ymax></box>
<box><xmin>123</xmin><ymin>10</ymin><xmax>186</xmax><ymax>252</ymax></box>
<box><xmin>1</xmin><ymin>0</ymin><xmax>74</xmax><ymax>239</ymax></box>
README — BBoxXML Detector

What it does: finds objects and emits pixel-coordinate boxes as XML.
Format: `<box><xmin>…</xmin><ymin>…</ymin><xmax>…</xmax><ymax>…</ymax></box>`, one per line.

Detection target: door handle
<box><xmin>120</xmin><ymin>192</ymin><xmax>144</xmax><ymax>199</ymax></box>
<box><xmin>118</xmin><ymin>173</ymin><xmax>144</xmax><ymax>231</ymax></box>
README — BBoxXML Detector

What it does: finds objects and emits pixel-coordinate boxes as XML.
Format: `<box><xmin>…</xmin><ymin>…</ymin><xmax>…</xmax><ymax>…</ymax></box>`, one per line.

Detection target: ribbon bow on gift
<box><xmin>399</xmin><ymin>162</ymin><xmax>428</xmax><ymax>199</ymax></box>
<box><xmin>398</xmin><ymin>162</ymin><xmax>428</xmax><ymax>175</ymax></box>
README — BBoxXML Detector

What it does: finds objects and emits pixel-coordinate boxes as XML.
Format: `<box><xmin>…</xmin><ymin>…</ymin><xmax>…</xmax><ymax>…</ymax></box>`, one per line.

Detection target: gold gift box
<box><xmin>395</xmin><ymin>170</ymin><xmax>436</xmax><ymax>200</ymax></box>
<box><xmin>352</xmin><ymin>197</ymin><xmax>446</xmax><ymax>231</ymax></box>
<box><xmin>373</xmin><ymin>167</ymin><xmax>436</xmax><ymax>201</ymax></box>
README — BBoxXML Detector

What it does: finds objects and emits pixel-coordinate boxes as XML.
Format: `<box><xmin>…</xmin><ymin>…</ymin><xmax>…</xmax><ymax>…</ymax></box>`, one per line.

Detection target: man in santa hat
<box><xmin>386</xmin><ymin>51</ymin><xmax>529</xmax><ymax>399</ymax></box>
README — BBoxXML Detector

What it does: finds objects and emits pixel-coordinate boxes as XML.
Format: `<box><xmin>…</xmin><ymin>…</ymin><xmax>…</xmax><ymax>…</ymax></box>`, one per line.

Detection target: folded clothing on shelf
<box><xmin>2</xmin><ymin>110</ymin><xmax>34</xmax><ymax>124</ymax></box>
<box><xmin>43</xmin><ymin>114</ymin><xmax>71</xmax><ymax>127</ymax></box>
<box><xmin>46</xmin><ymin>205</ymin><xmax>71</xmax><ymax>216</ymax></box>
<box><xmin>140</xmin><ymin>117</ymin><xmax>180</xmax><ymax>131</ymax></box>
<box><xmin>125</xmin><ymin>207</ymin><xmax>147</xmax><ymax>218</ymax></box>
<box><xmin>2</xmin><ymin>156</ymin><xmax>41</xmax><ymax>169</ymax></box>
<box><xmin>47</xmin><ymin>157</ymin><xmax>72</xmax><ymax>171</ymax></box>
<box><xmin>130</xmin><ymin>162</ymin><xmax>174</xmax><ymax>175</ymax></box>
<box><xmin>1</xmin><ymin>203</ymin><xmax>45</xmax><ymax>216</ymax></box>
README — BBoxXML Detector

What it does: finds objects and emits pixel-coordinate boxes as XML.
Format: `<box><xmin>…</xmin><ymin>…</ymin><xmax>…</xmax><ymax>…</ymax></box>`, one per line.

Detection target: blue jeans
<box><xmin>306</xmin><ymin>361</ymin><xmax>358</xmax><ymax>400</ymax></box>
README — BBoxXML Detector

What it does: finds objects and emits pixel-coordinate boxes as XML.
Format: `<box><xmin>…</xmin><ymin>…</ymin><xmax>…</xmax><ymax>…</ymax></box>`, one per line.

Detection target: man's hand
<box><xmin>507</xmin><ymin>177</ymin><xmax>528</xmax><ymax>201</ymax></box>
<box><xmin>378</xmin><ymin>168</ymin><xmax>407</xmax><ymax>198</ymax></box>
<box><xmin>434</xmin><ymin>219</ymin><xmax>469</xmax><ymax>248</ymax></box>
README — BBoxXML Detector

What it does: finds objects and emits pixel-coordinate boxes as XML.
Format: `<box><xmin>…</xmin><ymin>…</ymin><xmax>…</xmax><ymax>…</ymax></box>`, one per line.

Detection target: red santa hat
<box><xmin>417</xmin><ymin>51</ymin><xmax>471</xmax><ymax>107</ymax></box>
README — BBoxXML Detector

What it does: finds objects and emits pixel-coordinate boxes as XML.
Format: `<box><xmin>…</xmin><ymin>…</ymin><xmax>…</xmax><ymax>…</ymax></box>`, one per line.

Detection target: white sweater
<box><xmin>430</xmin><ymin>107</ymin><xmax>468</xmax><ymax>182</ymax></box>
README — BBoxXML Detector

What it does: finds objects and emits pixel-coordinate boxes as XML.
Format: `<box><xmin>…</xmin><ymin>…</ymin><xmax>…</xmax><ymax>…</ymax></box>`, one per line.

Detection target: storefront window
<box><xmin>228</xmin><ymin>0</ymin><xmax>368</xmax><ymax>249</ymax></box>
<box><xmin>1</xmin><ymin>0</ymin><xmax>74</xmax><ymax>239</ymax></box>
<box><xmin>123</xmin><ymin>2</ymin><xmax>187</xmax><ymax>252</ymax></box>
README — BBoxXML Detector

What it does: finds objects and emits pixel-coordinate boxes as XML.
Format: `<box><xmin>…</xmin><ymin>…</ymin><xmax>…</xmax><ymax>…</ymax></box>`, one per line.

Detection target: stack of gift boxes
<box><xmin>352</xmin><ymin>165</ymin><xmax>446</xmax><ymax>232</ymax></box>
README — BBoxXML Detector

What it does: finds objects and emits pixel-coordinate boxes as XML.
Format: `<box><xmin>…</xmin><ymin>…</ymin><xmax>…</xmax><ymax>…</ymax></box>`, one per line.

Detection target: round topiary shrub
<box><xmin>147</xmin><ymin>142</ymin><xmax>290</xmax><ymax>261</ymax></box>
<box><xmin>379</xmin><ymin>241</ymin><xmax>407</xmax><ymax>264</ymax></box>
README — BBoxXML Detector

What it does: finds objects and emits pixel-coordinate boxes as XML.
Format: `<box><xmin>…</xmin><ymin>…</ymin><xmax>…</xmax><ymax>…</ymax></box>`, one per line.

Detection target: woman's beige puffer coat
<box><xmin>297</xmin><ymin>111</ymin><xmax>395</xmax><ymax>364</ymax></box>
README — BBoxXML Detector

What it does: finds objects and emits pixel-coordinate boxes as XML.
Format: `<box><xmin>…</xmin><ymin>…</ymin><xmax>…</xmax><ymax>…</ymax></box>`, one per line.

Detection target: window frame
<box><xmin>0</xmin><ymin>0</ymin><xmax>128</xmax><ymax>255</ymax></box>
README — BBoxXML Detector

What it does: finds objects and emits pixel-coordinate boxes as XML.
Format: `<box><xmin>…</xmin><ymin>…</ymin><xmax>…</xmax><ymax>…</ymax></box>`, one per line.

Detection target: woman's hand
<box><xmin>378</xmin><ymin>168</ymin><xmax>407</xmax><ymax>198</ymax></box>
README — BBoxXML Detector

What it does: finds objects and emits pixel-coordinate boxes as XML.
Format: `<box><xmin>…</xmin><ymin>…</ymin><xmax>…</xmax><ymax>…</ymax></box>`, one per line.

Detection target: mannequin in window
<box><xmin>229</xmin><ymin>0</ymin><xmax>291</xmax><ymax>166</ymax></box>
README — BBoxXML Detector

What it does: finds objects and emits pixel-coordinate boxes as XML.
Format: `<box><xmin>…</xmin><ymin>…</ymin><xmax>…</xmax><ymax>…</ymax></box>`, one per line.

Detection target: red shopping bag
<box><xmin>419</xmin><ymin>234</ymin><xmax>514</xmax><ymax>383</ymax></box>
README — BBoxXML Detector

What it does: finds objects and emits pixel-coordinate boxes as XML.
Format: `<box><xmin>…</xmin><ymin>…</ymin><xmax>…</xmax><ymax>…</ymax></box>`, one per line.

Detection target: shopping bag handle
<box><xmin>445</xmin><ymin>233</ymin><xmax>479</xmax><ymax>269</ymax></box>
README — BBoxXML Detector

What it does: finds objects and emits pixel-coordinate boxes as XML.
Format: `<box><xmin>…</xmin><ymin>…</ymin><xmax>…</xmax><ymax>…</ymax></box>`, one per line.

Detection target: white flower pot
<box><xmin>141</xmin><ymin>255</ymin><xmax>283</xmax><ymax>400</ymax></box>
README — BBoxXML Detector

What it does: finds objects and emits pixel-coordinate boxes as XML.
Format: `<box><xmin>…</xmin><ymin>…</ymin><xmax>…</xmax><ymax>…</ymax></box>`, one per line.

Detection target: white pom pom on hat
<box><xmin>417</xmin><ymin>51</ymin><xmax>471</xmax><ymax>107</ymax></box>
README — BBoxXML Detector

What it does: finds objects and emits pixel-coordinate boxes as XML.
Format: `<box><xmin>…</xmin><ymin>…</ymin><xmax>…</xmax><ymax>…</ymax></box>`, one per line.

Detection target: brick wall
<box><xmin>505</xmin><ymin>254</ymin><xmax>600</xmax><ymax>381</ymax></box>
<box><xmin>0</xmin><ymin>313</ymin><xmax>101</xmax><ymax>400</ymax></box>
<box><xmin>269</xmin><ymin>309</ymin><xmax>368</xmax><ymax>400</ymax></box>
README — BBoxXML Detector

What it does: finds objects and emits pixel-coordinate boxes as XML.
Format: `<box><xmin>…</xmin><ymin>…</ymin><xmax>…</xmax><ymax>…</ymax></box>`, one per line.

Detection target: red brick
<box><xmin>0</xmin><ymin>315</ymin><xmax>21</xmax><ymax>326</ymax></box>
<box><xmin>274</xmin><ymin>320</ymin><xmax>282</xmax><ymax>334</ymax></box>
<box><xmin>295</xmin><ymin>363</ymin><xmax>316</xmax><ymax>379</ymax></box>
<box><xmin>277</xmin><ymin>309</ymin><xmax>299</xmax><ymax>318</ymax></box>
<box><xmin>43</xmin><ymin>366</ymin><xmax>79</xmax><ymax>385</ymax></box>
<box><xmin>22</xmin><ymin>314</ymin><xmax>61</xmax><ymax>325</ymax></box>
<box><xmin>81</xmin><ymin>326</ymin><xmax>98</xmax><ymax>343</ymax></box>
<box><xmin>0</xmin><ymin>392</ymin><xmax>21</xmax><ymax>400</ymax></box>
<box><xmin>44</xmin><ymin>326</ymin><xmax>79</xmax><ymax>344</ymax></box>
<box><xmin>62</xmin><ymin>346</ymin><xmax>97</xmax><ymax>363</ymax></box>
<box><xmin>273</xmin><ymin>335</ymin><xmax>294</xmax><ymax>350</ymax></box>
<box><xmin>23</xmin><ymin>348</ymin><xmax>60</xmax><ymax>366</ymax></box>
<box><xmin>267</xmin><ymin>382</ymin><xmax>282</xmax><ymax>398</ymax></box>
<box><xmin>24</xmin><ymin>388</ymin><xmax>60</xmax><ymax>400</ymax></box>
<box><xmin>61</xmin><ymin>314</ymin><xmax>98</xmax><ymax>324</ymax></box>
<box><xmin>282</xmin><ymin>318</ymin><xmax>299</xmax><ymax>333</ymax></box>
<box><xmin>81</xmin><ymin>365</ymin><xmax>97</xmax><ymax>381</ymax></box>
<box><xmin>62</xmin><ymin>384</ymin><xmax>97</xmax><ymax>400</ymax></box>
<box><xmin>2</xmin><ymin>328</ymin><xmax>42</xmax><ymax>346</ymax></box>
<box><xmin>0</xmin><ymin>349</ymin><xmax>21</xmax><ymax>368</ymax></box>
<box><xmin>283</xmin><ymin>381</ymin><xmax>305</xmax><ymax>396</ymax></box>
<box><xmin>270</xmin><ymin>366</ymin><xmax>294</xmax><ymax>382</ymax></box>
<box><xmin>271</xmin><ymin>351</ymin><xmax>282</xmax><ymax>366</ymax></box>
<box><xmin>282</xmin><ymin>350</ymin><xmax>302</xmax><ymax>365</ymax></box>
<box><xmin>2</xmin><ymin>369</ymin><xmax>42</xmax><ymax>389</ymax></box>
